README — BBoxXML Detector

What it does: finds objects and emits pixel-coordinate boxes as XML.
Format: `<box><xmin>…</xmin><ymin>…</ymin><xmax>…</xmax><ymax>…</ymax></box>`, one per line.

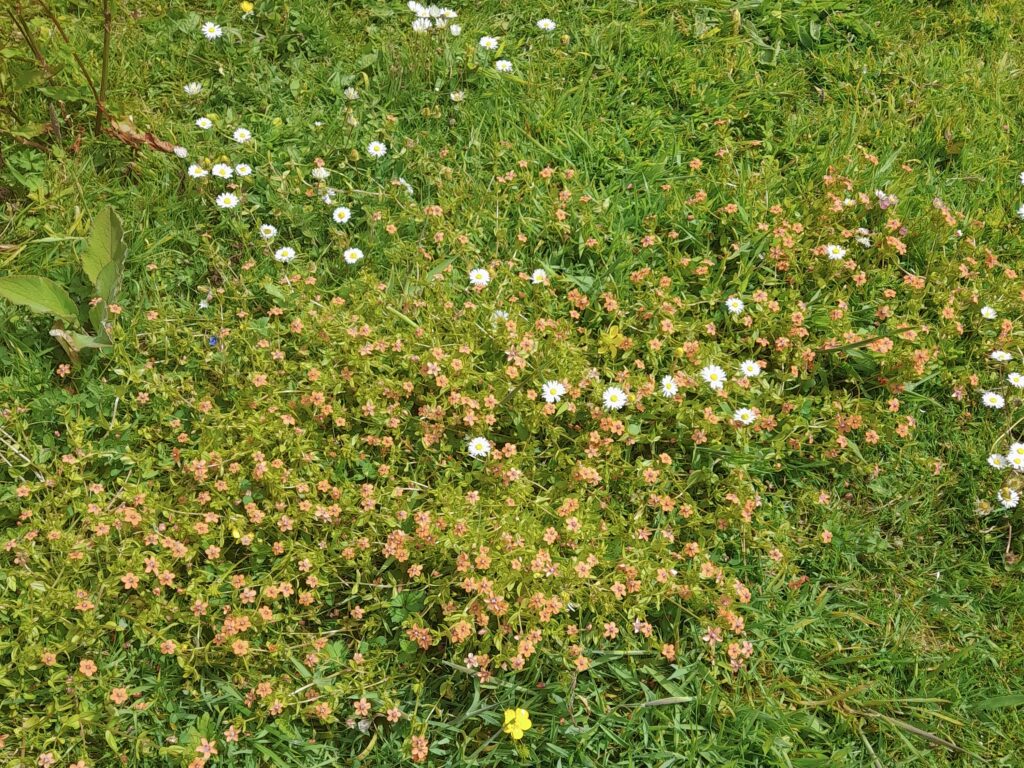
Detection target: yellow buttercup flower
<box><xmin>503</xmin><ymin>708</ymin><xmax>532</xmax><ymax>740</ymax></box>
<box><xmin>240</xmin><ymin>1</ymin><xmax>254</xmax><ymax>13</ymax></box>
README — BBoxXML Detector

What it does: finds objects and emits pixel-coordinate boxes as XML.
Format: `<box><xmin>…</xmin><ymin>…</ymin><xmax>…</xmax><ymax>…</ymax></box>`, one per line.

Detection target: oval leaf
<box><xmin>0</xmin><ymin>275</ymin><xmax>78</xmax><ymax>321</ymax></box>
<box><xmin>82</xmin><ymin>206</ymin><xmax>126</xmax><ymax>301</ymax></box>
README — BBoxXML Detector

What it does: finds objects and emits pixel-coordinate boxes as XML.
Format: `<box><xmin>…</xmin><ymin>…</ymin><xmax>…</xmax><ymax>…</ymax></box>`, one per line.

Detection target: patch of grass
<box><xmin>2</xmin><ymin>1</ymin><xmax>1024</xmax><ymax>766</ymax></box>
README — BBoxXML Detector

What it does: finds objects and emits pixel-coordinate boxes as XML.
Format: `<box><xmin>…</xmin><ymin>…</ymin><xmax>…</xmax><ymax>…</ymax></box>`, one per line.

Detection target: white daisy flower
<box><xmin>343</xmin><ymin>247</ymin><xmax>364</xmax><ymax>264</ymax></box>
<box><xmin>366</xmin><ymin>141</ymin><xmax>388</xmax><ymax>158</ymax></box>
<box><xmin>725</xmin><ymin>297</ymin><xmax>744</xmax><ymax>315</ymax></box>
<box><xmin>981</xmin><ymin>306</ymin><xmax>997</xmax><ymax>320</ymax></box>
<box><xmin>467</xmin><ymin>436</ymin><xmax>491</xmax><ymax>458</ymax></box>
<box><xmin>408</xmin><ymin>1</ymin><xmax>426</xmax><ymax>14</ymax></box>
<box><xmin>531</xmin><ymin>268</ymin><xmax>547</xmax><ymax>284</ymax></box>
<box><xmin>602</xmin><ymin>386</ymin><xmax>627</xmax><ymax>410</ymax></box>
<box><xmin>449</xmin><ymin>24</ymin><xmax>462</xmax><ymax>36</ymax></box>
<box><xmin>982</xmin><ymin>391</ymin><xmax>1005</xmax><ymax>409</ymax></box>
<box><xmin>234</xmin><ymin>163</ymin><xmax>252</xmax><ymax>177</ymax></box>
<box><xmin>173</xmin><ymin>146</ymin><xmax>188</xmax><ymax>158</ymax></box>
<box><xmin>479</xmin><ymin>36</ymin><xmax>499</xmax><ymax>50</ymax></box>
<box><xmin>991</xmin><ymin>351</ymin><xmax>1013</xmax><ymax>362</ymax></box>
<box><xmin>541</xmin><ymin>380</ymin><xmax>566</xmax><ymax>403</ymax></box>
<box><xmin>344</xmin><ymin>87</ymin><xmax>359</xmax><ymax>100</ymax></box>
<box><xmin>988</xmin><ymin>454</ymin><xmax>1008</xmax><ymax>469</ymax></box>
<box><xmin>274</xmin><ymin>246</ymin><xmax>297</xmax><ymax>263</ymax></box>
<box><xmin>733</xmin><ymin>407</ymin><xmax>756</xmax><ymax>425</ymax></box>
<box><xmin>469</xmin><ymin>268</ymin><xmax>490</xmax><ymax>288</ymax></box>
<box><xmin>195</xmin><ymin>117</ymin><xmax>213</xmax><ymax>129</ymax></box>
<box><xmin>211</xmin><ymin>163</ymin><xmax>234</xmax><ymax>179</ymax></box>
<box><xmin>1009</xmin><ymin>372</ymin><xmax>1024</xmax><ymax>389</ymax></box>
<box><xmin>660</xmin><ymin>375</ymin><xmax>678</xmax><ymax>397</ymax></box>
<box><xmin>1009</xmin><ymin>454</ymin><xmax>1024</xmax><ymax>472</ymax></box>
<box><xmin>491</xmin><ymin>309</ymin><xmax>509</xmax><ymax>324</ymax></box>
<box><xmin>333</xmin><ymin>206</ymin><xmax>352</xmax><ymax>224</ymax></box>
<box><xmin>739</xmin><ymin>360</ymin><xmax>761</xmax><ymax>378</ymax></box>
<box><xmin>700</xmin><ymin>364</ymin><xmax>727</xmax><ymax>390</ymax></box>
<box><xmin>183</xmin><ymin>82</ymin><xmax>203</xmax><ymax>96</ymax></box>
<box><xmin>215</xmin><ymin>192</ymin><xmax>239</xmax><ymax>209</ymax></box>
<box><xmin>450</xmin><ymin>90</ymin><xmax>465</xmax><ymax>102</ymax></box>
<box><xmin>233</xmin><ymin>127</ymin><xmax>252</xmax><ymax>143</ymax></box>
<box><xmin>1009</xmin><ymin>442</ymin><xmax>1024</xmax><ymax>457</ymax></box>
<box><xmin>259</xmin><ymin>223</ymin><xmax>277</xmax><ymax>240</ymax></box>
<box><xmin>201</xmin><ymin>22</ymin><xmax>223</xmax><ymax>40</ymax></box>
<box><xmin>187</xmin><ymin>164</ymin><xmax>208</xmax><ymax>178</ymax></box>
<box><xmin>412</xmin><ymin>17</ymin><xmax>432</xmax><ymax>32</ymax></box>
<box><xmin>311</xmin><ymin>167</ymin><xmax>330</xmax><ymax>181</ymax></box>
<box><xmin>1018</xmin><ymin>203</ymin><xmax>1024</xmax><ymax>220</ymax></box>
<box><xmin>495</xmin><ymin>59</ymin><xmax>513</xmax><ymax>73</ymax></box>
<box><xmin>537</xmin><ymin>18</ymin><xmax>556</xmax><ymax>31</ymax></box>
<box><xmin>998</xmin><ymin>487</ymin><xmax>1020</xmax><ymax>509</ymax></box>
<box><xmin>825</xmin><ymin>244</ymin><xmax>846</xmax><ymax>261</ymax></box>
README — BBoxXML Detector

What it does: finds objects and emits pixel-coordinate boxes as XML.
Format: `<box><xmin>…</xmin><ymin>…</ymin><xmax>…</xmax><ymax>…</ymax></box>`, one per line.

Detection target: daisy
<box><xmin>187</xmin><ymin>164</ymin><xmax>208</xmax><ymax>178</ymax></box>
<box><xmin>660</xmin><ymin>375</ymin><xmax>678</xmax><ymax>397</ymax></box>
<box><xmin>201</xmin><ymin>22</ymin><xmax>223</xmax><ymax>40</ymax></box>
<box><xmin>825</xmin><ymin>244</ymin><xmax>846</xmax><ymax>261</ymax></box>
<box><xmin>733</xmin><ymin>407</ymin><xmax>756</xmax><ymax>425</ymax></box>
<box><xmin>211</xmin><ymin>163</ymin><xmax>234</xmax><ymax>179</ymax></box>
<box><xmin>332</xmin><ymin>206</ymin><xmax>352</xmax><ymax>224</ymax></box>
<box><xmin>991</xmin><ymin>351</ymin><xmax>1013</xmax><ymax>362</ymax></box>
<box><xmin>1010</xmin><ymin>442</ymin><xmax>1024</xmax><ymax>458</ymax></box>
<box><xmin>602</xmin><ymin>386</ymin><xmax>627</xmax><ymax>410</ymax></box>
<box><xmin>537</xmin><ymin>18</ymin><xmax>556</xmax><ymax>31</ymax></box>
<box><xmin>725</xmin><ymin>297</ymin><xmax>744</xmax><ymax>315</ymax></box>
<box><xmin>343</xmin><ymin>247</ymin><xmax>364</xmax><ymax>264</ymax></box>
<box><xmin>311</xmin><ymin>167</ymin><xmax>330</xmax><ymax>181</ymax></box>
<box><xmin>1018</xmin><ymin>203</ymin><xmax>1024</xmax><ymax>220</ymax></box>
<box><xmin>1009</xmin><ymin>372</ymin><xmax>1024</xmax><ymax>389</ymax></box>
<box><xmin>700</xmin><ymin>364</ymin><xmax>727</xmax><ymax>390</ymax></box>
<box><xmin>258</xmin><ymin>224</ymin><xmax>277</xmax><ymax>239</ymax></box>
<box><xmin>274</xmin><ymin>247</ymin><xmax>297</xmax><ymax>263</ymax></box>
<box><xmin>173</xmin><ymin>146</ymin><xmax>188</xmax><ymax>158</ymax></box>
<box><xmin>344</xmin><ymin>87</ymin><xmax>359</xmax><ymax>100</ymax></box>
<box><xmin>491</xmin><ymin>309</ymin><xmax>509</xmax><ymax>324</ymax></box>
<box><xmin>367</xmin><ymin>141</ymin><xmax>388</xmax><ymax>158</ymax></box>
<box><xmin>449</xmin><ymin>24</ymin><xmax>462</xmax><ymax>36</ymax></box>
<box><xmin>234</xmin><ymin>163</ymin><xmax>252</xmax><ymax>177</ymax></box>
<box><xmin>184</xmin><ymin>82</ymin><xmax>203</xmax><ymax>96</ymax></box>
<box><xmin>412</xmin><ymin>17</ymin><xmax>432</xmax><ymax>32</ymax></box>
<box><xmin>467</xmin><ymin>436</ymin><xmax>491</xmax><ymax>458</ymax></box>
<box><xmin>998</xmin><ymin>487</ymin><xmax>1020</xmax><ymax>509</ymax></box>
<box><xmin>469</xmin><ymin>268</ymin><xmax>490</xmax><ymax>288</ymax></box>
<box><xmin>479</xmin><ymin>36</ymin><xmax>499</xmax><ymax>50</ymax></box>
<box><xmin>541</xmin><ymin>380</ymin><xmax>566</xmax><ymax>403</ymax></box>
<box><xmin>531</xmin><ymin>268</ymin><xmax>547</xmax><ymax>284</ymax></box>
<box><xmin>1009</xmin><ymin>454</ymin><xmax>1024</xmax><ymax>472</ymax></box>
<box><xmin>495</xmin><ymin>60</ymin><xmax>513</xmax><ymax>73</ymax></box>
<box><xmin>215</xmin><ymin>192</ymin><xmax>239</xmax><ymax>209</ymax></box>
<box><xmin>233</xmin><ymin>127</ymin><xmax>252</xmax><ymax>143</ymax></box>
<box><xmin>988</xmin><ymin>454</ymin><xmax>1007</xmax><ymax>469</ymax></box>
<box><xmin>739</xmin><ymin>360</ymin><xmax>761</xmax><ymax>378</ymax></box>
<box><xmin>450</xmin><ymin>90</ymin><xmax>465</xmax><ymax>102</ymax></box>
<box><xmin>982</xmin><ymin>392</ymin><xmax>1005</xmax><ymax>409</ymax></box>
<box><xmin>981</xmin><ymin>306</ymin><xmax>997</xmax><ymax>320</ymax></box>
<box><xmin>195</xmin><ymin>117</ymin><xmax>213</xmax><ymax>129</ymax></box>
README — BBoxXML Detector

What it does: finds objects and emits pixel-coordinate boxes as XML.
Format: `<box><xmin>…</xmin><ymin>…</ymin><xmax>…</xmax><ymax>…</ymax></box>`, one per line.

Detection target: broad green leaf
<box><xmin>0</xmin><ymin>275</ymin><xmax>78</xmax><ymax>320</ymax></box>
<box><xmin>82</xmin><ymin>206</ymin><xmax>126</xmax><ymax>301</ymax></box>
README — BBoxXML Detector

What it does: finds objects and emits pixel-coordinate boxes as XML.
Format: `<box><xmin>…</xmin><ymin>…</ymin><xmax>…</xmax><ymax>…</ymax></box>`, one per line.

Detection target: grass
<box><xmin>2</xmin><ymin>0</ymin><xmax>1024</xmax><ymax>766</ymax></box>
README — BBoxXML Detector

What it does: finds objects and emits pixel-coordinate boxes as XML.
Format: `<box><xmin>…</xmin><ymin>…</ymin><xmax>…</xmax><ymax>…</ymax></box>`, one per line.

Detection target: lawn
<box><xmin>2</xmin><ymin>1</ymin><xmax>1024</xmax><ymax>766</ymax></box>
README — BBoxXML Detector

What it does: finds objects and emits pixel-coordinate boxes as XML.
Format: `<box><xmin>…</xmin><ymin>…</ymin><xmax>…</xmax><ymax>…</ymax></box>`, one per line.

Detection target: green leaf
<box><xmin>82</xmin><ymin>206</ymin><xmax>126</xmax><ymax>302</ymax></box>
<box><xmin>0</xmin><ymin>275</ymin><xmax>78</xmax><ymax>321</ymax></box>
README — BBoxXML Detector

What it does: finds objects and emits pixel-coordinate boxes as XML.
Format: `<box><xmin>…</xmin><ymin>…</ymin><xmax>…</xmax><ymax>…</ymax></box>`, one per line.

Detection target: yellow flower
<box><xmin>240</xmin><ymin>1</ymin><xmax>254</xmax><ymax>13</ymax></box>
<box><xmin>503</xmin><ymin>708</ymin><xmax>532</xmax><ymax>740</ymax></box>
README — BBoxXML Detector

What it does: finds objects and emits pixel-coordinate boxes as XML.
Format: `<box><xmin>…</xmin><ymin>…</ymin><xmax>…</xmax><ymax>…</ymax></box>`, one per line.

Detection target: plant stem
<box><xmin>35</xmin><ymin>0</ymin><xmax>104</xmax><ymax>130</ymax></box>
<box><xmin>97</xmin><ymin>0</ymin><xmax>112</xmax><ymax>132</ymax></box>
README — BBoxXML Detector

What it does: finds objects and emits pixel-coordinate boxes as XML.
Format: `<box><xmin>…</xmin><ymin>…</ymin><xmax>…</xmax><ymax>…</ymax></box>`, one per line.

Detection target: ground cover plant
<box><xmin>2</xmin><ymin>1</ymin><xmax>1024</xmax><ymax>766</ymax></box>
